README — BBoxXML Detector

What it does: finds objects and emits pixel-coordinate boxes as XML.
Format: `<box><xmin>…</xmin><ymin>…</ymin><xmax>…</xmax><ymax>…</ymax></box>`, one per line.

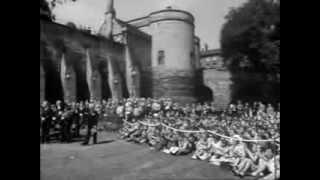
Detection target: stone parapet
<box><xmin>203</xmin><ymin>69</ymin><xmax>280</xmax><ymax>109</ymax></box>
<box><xmin>40</xmin><ymin>64</ymin><xmax>45</xmax><ymax>103</ymax></box>
<box><xmin>127</xmin><ymin>9</ymin><xmax>195</xmax><ymax>28</ymax></box>
<box><xmin>152</xmin><ymin>67</ymin><xmax>195</xmax><ymax>104</ymax></box>
<box><xmin>203</xmin><ymin>69</ymin><xmax>232</xmax><ymax>109</ymax></box>
<box><xmin>149</xmin><ymin>9</ymin><xmax>195</xmax><ymax>26</ymax></box>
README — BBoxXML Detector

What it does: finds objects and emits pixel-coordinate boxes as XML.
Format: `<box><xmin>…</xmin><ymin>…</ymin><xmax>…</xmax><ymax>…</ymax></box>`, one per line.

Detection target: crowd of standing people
<box><xmin>40</xmin><ymin>97</ymin><xmax>280</xmax><ymax>179</ymax></box>
<box><xmin>40</xmin><ymin>100</ymin><xmax>100</xmax><ymax>145</ymax></box>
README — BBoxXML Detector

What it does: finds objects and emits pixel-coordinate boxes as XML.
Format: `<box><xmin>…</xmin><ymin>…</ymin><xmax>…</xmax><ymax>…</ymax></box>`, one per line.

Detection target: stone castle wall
<box><xmin>125</xmin><ymin>28</ymin><xmax>152</xmax><ymax>98</ymax></box>
<box><xmin>152</xmin><ymin>67</ymin><xmax>195</xmax><ymax>103</ymax></box>
<box><xmin>203</xmin><ymin>69</ymin><xmax>280</xmax><ymax>109</ymax></box>
<box><xmin>149</xmin><ymin>9</ymin><xmax>196</xmax><ymax>103</ymax></box>
<box><xmin>41</xmin><ymin>9</ymin><xmax>279</xmax><ymax>106</ymax></box>
<box><xmin>40</xmin><ymin>19</ymin><xmax>125</xmax><ymax>103</ymax></box>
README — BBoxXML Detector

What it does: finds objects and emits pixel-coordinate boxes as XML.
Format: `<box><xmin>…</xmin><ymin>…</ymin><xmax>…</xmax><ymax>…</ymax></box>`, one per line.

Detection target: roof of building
<box><xmin>200</xmin><ymin>49</ymin><xmax>222</xmax><ymax>57</ymax></box>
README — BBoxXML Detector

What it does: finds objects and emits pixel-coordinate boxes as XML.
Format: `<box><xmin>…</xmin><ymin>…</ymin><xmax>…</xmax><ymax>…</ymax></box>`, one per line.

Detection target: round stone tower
<box><xmin>149</xmin><ymin>8</ymin><xmax>196</xmax><ymax>103</ymax></box>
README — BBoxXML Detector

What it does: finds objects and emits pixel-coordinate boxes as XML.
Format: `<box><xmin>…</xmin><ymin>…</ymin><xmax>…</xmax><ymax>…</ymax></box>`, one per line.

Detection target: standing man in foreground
<box><xmin>82</xmin><ymin>103</ymin><xmax>100</xmax><ymax>145</ymax></box>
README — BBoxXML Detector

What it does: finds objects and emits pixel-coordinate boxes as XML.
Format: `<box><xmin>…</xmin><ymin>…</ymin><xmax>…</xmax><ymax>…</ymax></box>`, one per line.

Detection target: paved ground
<box><xmin>41</xmin><ymin>132</ymin><xmax>256</xmax><ymax>180</ymax></box>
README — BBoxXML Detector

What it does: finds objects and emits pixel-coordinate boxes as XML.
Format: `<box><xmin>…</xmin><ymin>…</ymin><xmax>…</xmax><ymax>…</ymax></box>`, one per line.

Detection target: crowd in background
<box><xmin>40</xmin><ymin>97</ymin><xmax>280</xmax><ymax>179</ymax></box>
<box><xmin>40</xmin><ymin>100</ymin><xmax>101</xmax><ymax>145</ymax></box>
<box><xmin>118</xmin><ymin>98</ymin><xmax>280</xmax><ymax>180</ymax></box>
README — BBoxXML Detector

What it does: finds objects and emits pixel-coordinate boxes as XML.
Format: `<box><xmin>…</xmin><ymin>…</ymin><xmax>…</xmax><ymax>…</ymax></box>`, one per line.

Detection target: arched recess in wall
<box><xmin>63</xmin><ymin>49</ymin><xmax>79</xmax><ymax>102</ymax></box>
<box><xmin>194</xmin><ymin>70</ymin><xmax>213</xmax><ymax>103</ymax></box>
<box><xmin>74</xmin><ymin>50</ymin><xmax>90</xmax><ymax>101</ymax></box>
<box><xmin>195</xmin><ymin>84</ymin><xmax>213</xmax><ymax>103</ymax></box>
<box><xmin>98</xmin><ymin>60</ymin><xmax>111</xmax><ymax>100</ymax></box>
<box><xmin>42</xmin><ymin>41</ymin><xmax>64</xmax><ymax>103</ymax></box>
<box><xmin>113</xmin><ymin>57</ymin><xmax>129</xmax><ymax>99</ymax></box>
<box><xmin>120</xmin><ymin>70</ymin><xmax>129</xmax><ymax>99</ymax></box>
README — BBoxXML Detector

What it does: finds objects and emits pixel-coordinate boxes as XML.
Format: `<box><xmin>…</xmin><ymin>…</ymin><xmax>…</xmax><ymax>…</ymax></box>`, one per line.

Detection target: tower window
<box><xmin>190</xmin><ymin>52</ymin><xmax>195</xmax><ymax>67</ymax></box>
<box><xmin>190</xmin><ymin>52</ymin><xmax>194</xmax><ymax>58</ymax></box>
<box><xmin>158</xmin><ymin>50</ymin><xmax>165</xmax><ymax>65</ymax></box>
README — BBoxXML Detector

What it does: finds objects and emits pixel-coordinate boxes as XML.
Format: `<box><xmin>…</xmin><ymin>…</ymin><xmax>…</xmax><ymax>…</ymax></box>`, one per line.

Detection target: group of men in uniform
<box><xmin>40</xmin><ymin>100</ymin><xmax>100</xmax><ymax>145</ymax></box>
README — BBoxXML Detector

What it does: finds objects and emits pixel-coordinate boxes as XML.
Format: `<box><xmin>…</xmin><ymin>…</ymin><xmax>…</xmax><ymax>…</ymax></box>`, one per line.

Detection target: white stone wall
<box><xmin>151</xmin><ymin>20</ymin><xmax>194</xmax><ymax>70</ymax></box>
<box><xmin>60</xmin><ymin>54</ymin><xmax>77</xmax><ymax>103</ymax></box>
<box><xmin>40</xmin><ymin>64</ymin><xmax>45</xmax><ymax>103</ymax></box>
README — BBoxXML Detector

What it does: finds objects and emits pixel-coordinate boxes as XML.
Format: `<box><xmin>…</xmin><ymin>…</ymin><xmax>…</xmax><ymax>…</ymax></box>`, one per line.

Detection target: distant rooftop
<box><xmin>200</xmin><ymin>49</ymin><xmax>222</xmax><ymax>57</ymax></box>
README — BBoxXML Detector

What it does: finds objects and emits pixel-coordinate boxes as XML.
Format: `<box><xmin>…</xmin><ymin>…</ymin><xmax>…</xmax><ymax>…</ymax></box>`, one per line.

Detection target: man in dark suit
<box><xmin>82</xmin><ymin>103</ymin><xmax>100</xmax><ymax>145</ymax></box>
<box><xmin>61</xmin><ymin>106</ymin><xmax>73</xmax><ymax>143</ymax></box>
<box><xmin>70</xmin><ymin>103</ymin><xmax>80</xmax><ymax>139</ymax></box>
<box><xmin>41</xmin><ymin>101</ymin><xmax>52</xmax><ymax>143</ymax></box>
<box><xmin>76</xmin><ymin>102</ymin><xmax>88</xmax><ymax>138</ymax></box>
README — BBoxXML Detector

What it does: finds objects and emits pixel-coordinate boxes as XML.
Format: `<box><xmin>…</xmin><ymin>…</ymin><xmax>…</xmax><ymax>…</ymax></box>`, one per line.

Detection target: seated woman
<box><xmin>118</xmin><ymin>124</ymin><xmax>128</xmax><ymax>139</ymax></box>
<box><xmin>209</xmin><ymin>139</ymin><xmax>233</xmax><ymax>166</ymax></box>
<box><xmin>208</xmin><ymin>136</ymin><xmax>224</xmax><ymax>165</ymax></box>
<box><xmin>146</xmin><ymin>127</ymin><xmax>161</xmax><ymax>149</ymax></box>
<box><xmin>215</xmin><ymin>135</ymin><xmax>246</xmax><ymax>168</ymax></box>
<box><xmin>251</xmin><ymin>148</ymin><xmax>280</xmax><ymax>180</ymax></box>
<box><xmin>134</xmin><ymin>127</ymin><xmax>149</xmax><ymax>144</ymax></box>
<box><xmin>233</xmin><ymin>143</ymin><xmax>262</xmax><ymax>176</ymax></box>
<box><xmin>122</xmin><ymin>121</ymin><xmax>140</xmax><ymax>141</ymax></box>
<box><xmin>169</xmin><ymin>133</ymin><xmax>193</xmax><ymax>155</ymax></box>
<box><xmin>260</xmin><ymin>154</ymin><xmax>279</xmax><ymax>180</ymax></box>
<box><xmin>153</xmin><ymin>127</ymin><xmax>169</xmax><ymax>151</ymax></box>
<box><xmin>167</xmin><ymin>135</ymin><xmax>183</xmax><ymax>155</ymax></box>
<box><xmin>128</xmin><ymin>124</ymin><xmax>145</xmax><ymax>143</ymax></box>
<box><xmin>162</xmin><ymin>129</ymin><xmax>179</xmax><ymax>154</ymax></box>
<box><xmin>119</xmin><ymin>122</ymin><xmax>135</xmax><ymax>139</ymax></box>
<box><xmin>191</xmin><ymin>133</ymin><xmax>212</xmax><ymax>160</ymax></box>
<box><xmin>176</xmin><ymin>134</ymin><xmax>194</xmax><ymax>155</ymax></box>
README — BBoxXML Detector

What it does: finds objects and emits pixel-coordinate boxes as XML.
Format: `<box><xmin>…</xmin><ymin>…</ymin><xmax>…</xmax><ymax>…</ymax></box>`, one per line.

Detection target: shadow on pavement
<box><xmin>96</xmin><ymin>139</ymin><xmax>116</xmax><ymax>145</ymax></box>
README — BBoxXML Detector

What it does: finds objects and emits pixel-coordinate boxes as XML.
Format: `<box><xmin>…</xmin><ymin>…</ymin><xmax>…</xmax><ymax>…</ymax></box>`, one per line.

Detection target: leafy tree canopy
<box><xmin>221</xmin><ymin>0</ymin><xmax>280</xmax><ymax>76</ymax></box>
<box><xmin>40</xmin><ymin>0</ymin><xmax>77</xmax><ymax>21</ymax></box>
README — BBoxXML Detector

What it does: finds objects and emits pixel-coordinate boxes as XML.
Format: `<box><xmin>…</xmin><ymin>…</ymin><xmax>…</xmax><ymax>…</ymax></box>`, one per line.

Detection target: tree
<box><xmin>47</xmin><ymin>0</ymin><xmax>77</xmax><ymax>9</ymax></box>
<box><xmin>220</xmin><ymin>0</ymin><xmax>280</xmax><ymax>76</ymax></box>
<box><xmin>40</xmin><ymin>0</ymin><xmax>53</xmax><ymax>21</ymax></box>
<box><xmin>40</xmin><ymin>0</ymin><xmax>77</xmax><ymax>21</ymax></box>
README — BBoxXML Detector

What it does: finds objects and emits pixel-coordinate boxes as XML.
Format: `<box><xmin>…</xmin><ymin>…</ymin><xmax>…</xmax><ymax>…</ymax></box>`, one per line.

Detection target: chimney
<box><xmin>105</xmin><ymin>0</ymin><xmax>115</xmax><ymax>15</ymax></box>
<box><xmin>98</xmin><ymin>0</ymin><xmax>115</xmax><ymax>40</ymax></box>
<box><xmin>204</xmin><ymin>43</ymin><xmax>209</xmax><ymax>51</ymax></box>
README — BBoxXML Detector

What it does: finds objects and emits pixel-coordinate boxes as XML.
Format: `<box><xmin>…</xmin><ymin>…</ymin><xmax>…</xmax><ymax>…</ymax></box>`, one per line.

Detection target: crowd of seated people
<box><xmin>41</xmin><ymin>97</ymin><xmax>279</xmax><ymax>179</ymax></box>
<box><xmin>118</xmin><ymin>98</ymin><xmax>280</xmax><ymax>180</ymax></box>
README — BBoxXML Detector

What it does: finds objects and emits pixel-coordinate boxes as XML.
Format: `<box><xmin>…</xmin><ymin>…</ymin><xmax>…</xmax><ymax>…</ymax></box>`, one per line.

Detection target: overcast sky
<box><xmin>53</xmin><ymin>0</ymin><xmax>247</xmax><ymax>49</ymax></box>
